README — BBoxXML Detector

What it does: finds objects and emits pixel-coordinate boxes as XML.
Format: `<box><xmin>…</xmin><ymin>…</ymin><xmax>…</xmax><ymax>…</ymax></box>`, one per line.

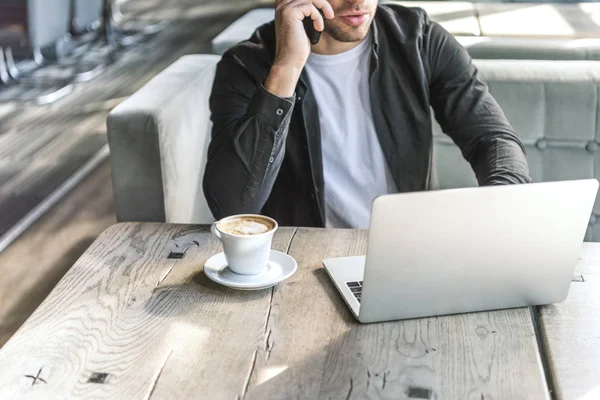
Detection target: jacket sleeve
<box><xmin>203</xmin><ymin>54</ymin><xmax>295</xmax><ymax>219</ymax></box>
<box><xmin>425</xmin><ymin>20</ymin><xmax>532</xmax><ymax>186</ymax></box>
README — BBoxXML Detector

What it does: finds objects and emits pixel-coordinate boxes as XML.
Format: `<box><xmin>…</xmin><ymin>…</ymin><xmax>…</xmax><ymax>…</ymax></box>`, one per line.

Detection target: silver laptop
<box><xmin>323</xmin><ymin>179</ymin><xmax>599</xmax><ymax>323</ymax></box>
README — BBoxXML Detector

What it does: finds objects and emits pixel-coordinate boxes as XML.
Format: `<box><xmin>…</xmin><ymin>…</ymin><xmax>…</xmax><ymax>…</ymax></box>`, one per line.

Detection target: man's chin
<box><xmin>325</xmin><ymin>25</ymin><xmax>370</xmax><ymax>43</ymax></box>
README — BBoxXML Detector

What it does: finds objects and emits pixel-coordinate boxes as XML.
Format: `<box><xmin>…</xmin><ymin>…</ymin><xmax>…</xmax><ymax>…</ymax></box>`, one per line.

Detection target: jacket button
<box><xmin>276</xmin><ymin>108</ymin><xmax>284</xmax><ymax>116</ymax></box>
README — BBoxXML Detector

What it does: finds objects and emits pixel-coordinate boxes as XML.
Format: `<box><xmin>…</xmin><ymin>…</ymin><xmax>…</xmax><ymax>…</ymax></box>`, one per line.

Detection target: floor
<box><xmin>0</xmin><ymin>0</ymin><xmax>257</xmax><ymax>349</ymax></box>
<box><xmin>0</xmin><ymin>0</ymin><xmax>258</xmax><ymax>244</ymax></box>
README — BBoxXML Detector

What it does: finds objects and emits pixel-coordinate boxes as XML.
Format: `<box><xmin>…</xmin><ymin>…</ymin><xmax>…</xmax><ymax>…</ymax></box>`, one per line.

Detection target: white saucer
<box><xmin>203</xmin><ymin>250</ymin><xmax>297</xmax><ymax>291</ymax></box>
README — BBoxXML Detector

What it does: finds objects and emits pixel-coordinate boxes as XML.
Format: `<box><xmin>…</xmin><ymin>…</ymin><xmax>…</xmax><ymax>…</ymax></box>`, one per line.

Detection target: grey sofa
<box><xmin>107</xmin><ymin>55</ymin><xmax>600</xmax><ymax>241</ymax></box>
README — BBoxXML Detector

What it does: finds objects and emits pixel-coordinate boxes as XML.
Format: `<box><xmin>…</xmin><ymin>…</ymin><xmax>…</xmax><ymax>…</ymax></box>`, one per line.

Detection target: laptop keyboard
<box><xmin>346</xmin><ymin>281</ymin><xmax>363</xmax><ymax>303</ymax></box>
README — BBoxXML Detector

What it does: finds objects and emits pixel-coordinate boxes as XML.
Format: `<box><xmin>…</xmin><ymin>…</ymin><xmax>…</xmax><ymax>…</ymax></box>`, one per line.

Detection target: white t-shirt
<box><xmin>304</xmin><ymin>33</ymin><xmax>397</xmax><ymax>229</ymax></box>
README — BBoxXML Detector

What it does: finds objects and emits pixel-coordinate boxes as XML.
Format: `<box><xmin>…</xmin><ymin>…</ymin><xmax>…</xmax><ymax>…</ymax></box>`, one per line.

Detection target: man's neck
<box><xmin>310</xmin><ymin>32</ymin><xmax>367</xmax><ymax>55</ymax></box>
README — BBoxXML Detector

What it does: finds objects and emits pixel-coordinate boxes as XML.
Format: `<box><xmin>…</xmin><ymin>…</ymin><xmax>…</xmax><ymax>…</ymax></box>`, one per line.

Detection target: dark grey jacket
<box><xmin>204</xmin><ymin>4</ymin><xmax>531</xmax><ymax>226</ymax></box>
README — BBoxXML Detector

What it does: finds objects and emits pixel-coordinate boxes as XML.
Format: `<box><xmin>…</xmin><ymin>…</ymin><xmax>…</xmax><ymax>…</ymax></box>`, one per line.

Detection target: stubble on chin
<box><xmin>324</xmin><ymin>22</ymin><xmax>371</xmax><ymax>43</ymax></box>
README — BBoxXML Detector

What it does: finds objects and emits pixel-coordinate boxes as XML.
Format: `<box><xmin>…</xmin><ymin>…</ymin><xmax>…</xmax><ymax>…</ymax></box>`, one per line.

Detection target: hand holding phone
<box><xmin>266</xmin><ymin>0</ymin><xmax>334</xmax><ymax>98</ymax></box>
<box><xmin>303</xmin><ymin>9</ymin><xmax>325</xmax><ymax>45</ymax></box>
<box><xmin>272</xmin><ymin>0</ymin><xmax>334</xmax><ymax>66</ymax></box>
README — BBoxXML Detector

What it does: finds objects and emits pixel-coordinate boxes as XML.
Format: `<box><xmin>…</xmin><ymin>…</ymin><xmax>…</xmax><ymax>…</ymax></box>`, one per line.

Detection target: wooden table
<box><xmin>538</xmin><ymin>243</ymin><xmax>600</xmax><ymax>400</ymax></box>
<box><xmin>0</xmin><ymin>223</ymin><xmax>596</xmax><ymax>399</ymax></box>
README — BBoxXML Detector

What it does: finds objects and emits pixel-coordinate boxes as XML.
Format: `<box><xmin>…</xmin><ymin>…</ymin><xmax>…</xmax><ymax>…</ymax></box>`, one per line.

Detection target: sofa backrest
<box><xmin>434</xmin><ymin>59</ymin><xmax>600</xmax><ymax>240</ymax></box>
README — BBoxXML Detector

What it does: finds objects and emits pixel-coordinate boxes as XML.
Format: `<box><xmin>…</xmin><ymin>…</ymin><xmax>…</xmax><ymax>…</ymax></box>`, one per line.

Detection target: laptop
<box><xmin>323</xmin><ymin>179</ymin><xmax>599</xmax><ymax>323</ymax></box>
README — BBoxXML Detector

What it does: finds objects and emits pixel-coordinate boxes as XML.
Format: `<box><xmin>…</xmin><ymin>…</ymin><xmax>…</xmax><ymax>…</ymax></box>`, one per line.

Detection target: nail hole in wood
<box><xmin>88</xmin><ymin>372</ymin><xmax>110</xmax><ymax>384</ymax></box>
<box><xmin>407</xmin><ymin>386</ymin><xmax>433</xmax><ymax>399</ymax></box>
<box><xmin>167</xmin><ymin>252</ymin><xmax>185</xmax><ymax>260</ymax></box>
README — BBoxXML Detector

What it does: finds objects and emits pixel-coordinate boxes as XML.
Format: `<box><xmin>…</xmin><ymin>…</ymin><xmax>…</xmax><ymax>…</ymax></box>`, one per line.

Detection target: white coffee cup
<box><xmin>211</xmin><ymin>214</ymin><xmax>278</xmax><ymax>275</ymax></box>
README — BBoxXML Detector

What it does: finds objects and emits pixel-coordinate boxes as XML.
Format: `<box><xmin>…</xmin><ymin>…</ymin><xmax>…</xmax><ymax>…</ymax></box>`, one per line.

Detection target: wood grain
<box><xmin>245</xmin><ymin>228</ymin><xmax>549</xmax><ymax>400</ymax></box>
<box><xmin>0</xmin><ymin>0</ymin><xmax>255</xmax><ymax>351</ymax></box>
<box><xmin>538</xmin><ymin>244</ymin><xmax>600</xmax><ymax>400</ymax></box>
<box><xmin>245</xmin><ymin>228</ymin><xmax>368</xmax><ymax>400</ymax></box>
<box><xmin>575</xmin><ymin>242</ymin><xmax>600</xmax><ymax>276</ymax></box>
<box><xmin>0</xmin><ymin>223</ymin><xmax>296</xmax><ymax>399</ymax></box>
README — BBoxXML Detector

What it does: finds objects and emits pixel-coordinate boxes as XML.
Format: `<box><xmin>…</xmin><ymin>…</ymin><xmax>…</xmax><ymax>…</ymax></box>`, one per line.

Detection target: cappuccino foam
<box><xmin>218</xmin><ymin>216</ymin><xmax>274</xmax><ymax>235</ymax></box>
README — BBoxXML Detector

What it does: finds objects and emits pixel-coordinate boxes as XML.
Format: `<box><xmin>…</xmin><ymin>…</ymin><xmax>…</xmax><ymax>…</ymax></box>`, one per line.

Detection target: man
<box><xmin>203</xmin><ymin>0</ymin><xmax>531</xmax><ymax>228</ymax></box>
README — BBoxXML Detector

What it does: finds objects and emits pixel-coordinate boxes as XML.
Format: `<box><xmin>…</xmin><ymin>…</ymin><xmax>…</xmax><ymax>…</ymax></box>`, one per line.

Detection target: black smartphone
<box><xmin>302</xmin><ymin>9</ymin><xmax>325</xmax><ymax>45</ymax></box>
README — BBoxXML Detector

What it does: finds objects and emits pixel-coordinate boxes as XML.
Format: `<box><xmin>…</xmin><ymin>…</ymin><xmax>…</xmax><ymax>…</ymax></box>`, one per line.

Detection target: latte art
<box><xmin>218</xmin><ymin>216</ymin><xmax>275</xmax><ymax>236</ymax></box>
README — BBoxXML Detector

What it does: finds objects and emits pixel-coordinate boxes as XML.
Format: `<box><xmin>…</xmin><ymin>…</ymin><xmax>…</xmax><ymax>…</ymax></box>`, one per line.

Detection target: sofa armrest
<box><xmin>107</xmin><ymin>54</ymin><xmax>220</xmax><ymax>224</ymax></box>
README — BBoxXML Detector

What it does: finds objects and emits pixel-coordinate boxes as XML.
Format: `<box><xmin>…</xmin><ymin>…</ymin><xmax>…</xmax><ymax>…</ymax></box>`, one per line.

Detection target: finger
<box><xmin>287</xmin><ymin>0</ymin><xmax>333</xmax><ymax>21</ymax></box>
<box><xmin>310</xmin><ymin>0</ymin><xmax>335</xmax><ymax>20</ymax></box>
<box><xmin>299</xmin><ymin>3</ymin><xmax>325</xmax><ymax>32</ymax></box>
<box><xmin>287</xmin><ymin>2</ymin><xmax>324</xmax><ymax>31</ymax></box>
<box><xmin>276</xmin><ymin>0</ymin><xmax>307</xmax><ymax>17</ymax></box>
<box><xmin>307</xmin><ymin>4</ymin><xmax>325</xmax><ymax>32</ymax></box>
<box><xmin>276</xmin><ymin>0</ymin><xmax>302</xmax><ymax>17</ymax></box>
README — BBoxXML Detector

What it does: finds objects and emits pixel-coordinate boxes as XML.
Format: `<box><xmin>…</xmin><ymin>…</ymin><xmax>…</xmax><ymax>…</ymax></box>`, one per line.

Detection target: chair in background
<box><xmin>4</xmin><ymin>0</ymin><xmax>72</xmax><ymax>71</ymax></box>
<box><xmin>0</xmin><ymin>0</ymin><xmax>75</xmax><ymax>104</ymax></box>
<box><xmin>56</xmin><ymin>0</ymin><xmax>107</xmax><ymax>83</ymax></box>
<box><xmin>99</xmin><ymin>0</ymin><xmax>165</xmax><ymax>50</ymax></box>
<box><xmin>0</xmin><ymin>0</ymin><xmax>29</xmax><ymax>85</ymax></box>
<box><xmin>0</xmin><ymin>49</ymin><xmax>9</xmax><ymax>85</ymax></box>
<box><xmin>67</xmin><ymin>0</ymin><xmax>163</xmax><ymax>80</ymax></box>
<box><xmin>0</xmin><ymin>0</ymin><xmax>166</xmax><ymax>104</ymax></box>
<box><xmin>71</xmin><ymin>0</ymin><xmax>103</xmax><ymax>36</ymax></box>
